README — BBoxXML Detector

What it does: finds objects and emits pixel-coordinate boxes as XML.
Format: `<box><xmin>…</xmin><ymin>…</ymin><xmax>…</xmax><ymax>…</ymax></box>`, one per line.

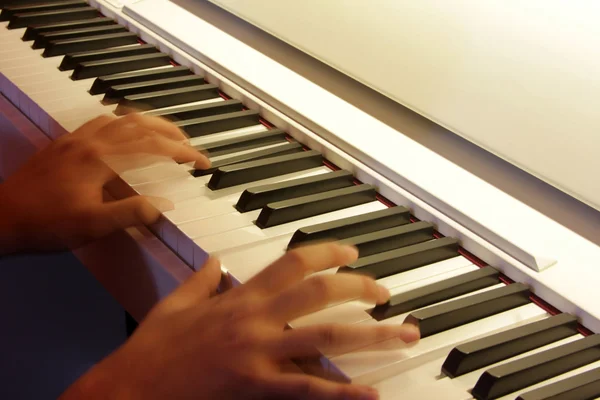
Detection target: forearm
<box><xmin>59</xmin><ymin>351</ymin><xmax>143</xmax><ymax>400</ymax></box>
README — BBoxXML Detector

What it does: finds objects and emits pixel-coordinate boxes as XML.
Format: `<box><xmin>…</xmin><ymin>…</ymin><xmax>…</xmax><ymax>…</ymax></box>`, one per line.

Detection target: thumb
<box><xmin>265</xmin><ymin>374</ymin><xmax>378</xmax><ymax>400</ymax></box>
<box><xmin>99</xmin><ymin>196</ymin><xmax>162</xmax><ymax>233</ymax></box>
<box><xmin>169</xmin><ymin>257</ymin><xmax>223</xmax><ymax>307</ymax></box>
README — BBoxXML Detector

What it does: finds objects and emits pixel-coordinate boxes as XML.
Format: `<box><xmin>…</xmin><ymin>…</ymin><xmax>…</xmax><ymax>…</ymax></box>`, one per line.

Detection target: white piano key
<box><xmin>374</xmin><ymin>375</ymin><xmax>471</xmax><ymax>400</ymax></box>
<box><xmin>192</xmin><ymin>200</ymin><xmax>387</xmax><ymax>255</ymax></box>
<box><xmin>11</xmin><ymin>71</ymin><xmax>76</xmax><ymax>88</ymax></box>
<box><xmin>158</xmin><ymin>167</ymin><xmax>332</xmax><ymax>255</ymax></box>
<box><xmin>217</xmin><ymin>234</ymin><xmax>291</xmax><ymax>279</ymax></box>
<box><xmin>103</xmin><ymin>154</ymin><xmax>176</xmax><ymax>174</ymax></box>
<box><xmin>189</xmin><ymin>124</ymin><xmax>269</xmax><ymax>147</ymax></box>
<box><xmin>163</xmin><ymin>167</ymin><xmax>330</xmax><ymax>223</ymax></box>
<box><xmin>208</xmin><ymin>140</ymin><xmax>297</xmax><ymax>161</ymax></box>
<box><xmin>211</xmin><ymin>201</ymin><xmax>384</xmax><ymax>276</ymax></box>
<box><xmin>376</xmin><ymin>256</ymin><xmax>475</xmax><ymax>290</ymax></box>
<box><xmin>143</xmin><ymin>96</ymin><xmax>224</xmax><ymax>115</ymax></box>
<box><xmin>120</xmin><ymin>162</ymin><xmax>192</xmax><ymax>185</ymax></box>
<box><xmin>289</xmin><ymin>301</ymin><xmax>374</xmax><ymax>329</ymax></box>
<box><xmin>132</xmin><ymin>175</ymin><xmax>201</xmax><ymax>197</ymax></box>
<box><xmin>328</xmin><ymin>303</ymin><xmax>548</xmax><ymax>385</ymax></box>
<box><xmin>197</xmin><ymin>200</ymin><xmax>387</xmax><ymax>267</ymax></box>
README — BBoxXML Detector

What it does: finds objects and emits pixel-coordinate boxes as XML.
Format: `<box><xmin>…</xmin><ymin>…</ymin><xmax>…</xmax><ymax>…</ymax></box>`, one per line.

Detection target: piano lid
<box><xmin>208</xmin><ymin>0</ymin><xmax>600</xmax><ymax>212</ymax></box>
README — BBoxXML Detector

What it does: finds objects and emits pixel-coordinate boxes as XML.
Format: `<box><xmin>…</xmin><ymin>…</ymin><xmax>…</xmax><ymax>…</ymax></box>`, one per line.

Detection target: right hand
<box><xmin>61</xmin><ymin>243</ymin><xmax>420</xmax><ymax>400</ymax></box>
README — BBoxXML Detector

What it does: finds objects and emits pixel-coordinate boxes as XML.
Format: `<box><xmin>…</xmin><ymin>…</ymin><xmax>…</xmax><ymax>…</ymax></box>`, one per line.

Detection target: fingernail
<box><xmin>341</xmin><ymin>244</ymin><xmax>359</xmax><ymax>260</ymax></box>
<box><xmin>377</xmin><ymin>285</ymin><xmax>390</xmax><ymax>303</ymax></box>
<box><xmin>401</xmin><ymin>323</ymin><xmax>421</xmax><ymax>342</ymax></box>
<box><xmin>194</xmin><ymin>157</ymin><xmax>211</xmax><ymax>169</ymax></box>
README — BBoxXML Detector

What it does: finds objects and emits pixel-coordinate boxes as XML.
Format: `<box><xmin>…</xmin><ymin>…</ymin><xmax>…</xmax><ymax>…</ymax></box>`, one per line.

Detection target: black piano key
<box><xmin>22</xmin><ymin>17</ymin><xmax>114</xmax><ymax>41</ymax></box>
<box><xmin>1</xmin><ymin>0</ymin><xmax>86</xmax><ymax>21</ymax></box>
<box><xmin>193</xmin><ymin>142</ymin><xmax>304</xmax><ymax>177</ymax></box>
<box><xmin>145</xmin><ymin>99</ymin><xmax>244</xmax><ymax>122</ymax></box>
<box><xmin>338</xmin><ymin>236</ymin><xmax>459</xmax><ymax>279</ymax></box>
<box><xmin>103</xmin><ymin>75</ymin><xmax>205</xmax><ymax>102</ymax></box>
<box><xmin>472</xmin><ymin>334</ymin><xmax>600</xmax><ymax>400</ymax></box>
<box><xmin>236</xmin><ymin>170</ymin><xmax>355</xmax><ymax>213</ymax></box>
<box><xmin>289</xmin><ymin>206</ymin><xmax>412</xmax><ymax>247</ymax></box>
<box><xmin>339</xmin><ymin>221</ymin><xmax>435</xmax><ymax>258</ymax></box>
<box><xmin>208</xmin><ymin>150</ymin><xmax>323</xmax><ymax>190</ymax></box>
<box><xmin>517</xmin><ymin>366</ymin><xmax>600</xmax><ymax>400</ymax></box>
<box><xmin>443</xmin><ymin>313</ymin><xmax>579</xmax><ymax>378</ymax></box>
<box><xmin>371</xmin><ymin>265</ymin><xmax>500</xmax><ymax>321</ymax></box>
<box><xmin>44</xmin><ymin>32</ymin><xmax>139</xmax><ymax>57</ymax></box>
<box><xmin>2</xmin><ymin>0</ymin><xmax>62</xmax><ymax>7</ymax></box>
<box><xmin>404</xmin><ymin>283</ymin><xmax>531</xmax><ymax>339</ymax></box>
<box><xmin>176</xmin><ymin>110</ymin><xmax>261</xmax><ymax>138</ymax></box>
<box><xmin>199</xmin><ymin>128</ymin><xmax>288</xmax><ymax>157</ymax></box>
<box><xmin>89</xmin><ymin>66</ymin><xmax>192</xmax><ymax>95</ymax></box>
<box><xmin>8</xmin><ymin>7</ymin><xmax>99</xmax><ymax>29</ymax></box>
<box><xmin>115</xmin><ymin>84</ymin><xmax>219</xmax><ymax>113</ymax></box>
<box><xmin>60</xmin><ymin>44</ymin><xmax>157</xmax><ymax>71</ymax></box>
<box><xmin>256</xmin><ymin>184</ymin><xmax>378</xmax><ymax>228</ymax></box>
<box><xmin>71</xmin><ymin>53</ymin><xmax>171</xmax><ymax>80</ymax></box>
<box><xmin>33</xmin><ymin>24</ymin><xmax>128</xmax><ymax>49</ymax></box>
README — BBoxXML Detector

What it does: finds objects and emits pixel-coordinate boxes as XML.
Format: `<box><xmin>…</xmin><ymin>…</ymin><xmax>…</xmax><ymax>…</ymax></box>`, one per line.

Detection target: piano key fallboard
<box><xmin>1</xmin><ymin>0</ymin><xmax>599</xmax><ymax>399</ymax></box>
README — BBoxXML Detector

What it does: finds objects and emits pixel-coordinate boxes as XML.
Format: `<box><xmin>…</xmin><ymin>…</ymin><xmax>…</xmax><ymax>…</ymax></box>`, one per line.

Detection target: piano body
<box><xmin>1</xmin><ymin>0</ymin><xmax>600</xmax><ymax>398</ymax></box>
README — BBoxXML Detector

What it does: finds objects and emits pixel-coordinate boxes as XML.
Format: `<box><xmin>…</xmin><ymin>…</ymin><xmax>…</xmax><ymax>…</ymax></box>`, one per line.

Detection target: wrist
<box><xmin>59</xmin><ymin>350</ymin><xmax>145</xmax><ymax>400</ymax></box>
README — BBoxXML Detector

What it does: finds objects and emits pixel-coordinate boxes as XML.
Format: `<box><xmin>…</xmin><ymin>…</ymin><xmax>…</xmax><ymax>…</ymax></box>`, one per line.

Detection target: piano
<box><xmin>1</xmin><ymin>0</ymin><xmax>600</xmax><ymax>398</ymax></box>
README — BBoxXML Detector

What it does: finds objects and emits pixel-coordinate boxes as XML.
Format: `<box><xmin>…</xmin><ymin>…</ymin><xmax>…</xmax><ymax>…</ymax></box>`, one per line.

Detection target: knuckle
<box><xmin>284</xmin><ymin>248</ymin><xmax>312</xmax><ymax>273</ymax></box>
<box><xmin>361</xmin><ymin>276</ymin><xmax>379</xmax><ymax>299</ymax></box>
<box><xmin>74</xmin><ymin>208</ymin><xmax>105</xmax><ymax>237</ymax></box>
<box><xmin>238</xmin><ymin>369</ymin><xmax>268</xmax><ymax>393</ymax></box>
<box><xmin>140</xmin><ymin>134</ymin><xmax>162</xmax><ymax>147</ymax></box>
<box><xmin>123</xmin><ymin>112</ymin><xmax>145</xmax><ymax>124</ymax></box>
<box><xmin>92</xmin><ymin>114</ymin><xmax>114</xmax><ymax>125</ymax></box>
<box><xmin>76</xmin><ymin>141</ymin><xmax>103</xmax><ymax>160</ymax></box>
<box><xmin>316</xmin><ymin>325</ymin><xmax>337</xmax><ymax>347</ymax></box>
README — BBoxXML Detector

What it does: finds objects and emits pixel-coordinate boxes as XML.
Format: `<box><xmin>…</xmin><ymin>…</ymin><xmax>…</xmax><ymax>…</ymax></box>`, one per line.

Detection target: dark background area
<box><xmin>0</xmin><ymin>251</ymin><xmax>126</xmax><ymax>399</ymax></box>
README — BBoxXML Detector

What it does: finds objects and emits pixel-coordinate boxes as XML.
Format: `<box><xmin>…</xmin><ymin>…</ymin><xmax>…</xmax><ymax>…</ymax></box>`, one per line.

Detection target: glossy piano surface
<box><xmin>2</xmin><ymin>0</ymin><xmax>600</xmax><ymax>399</ymax></box>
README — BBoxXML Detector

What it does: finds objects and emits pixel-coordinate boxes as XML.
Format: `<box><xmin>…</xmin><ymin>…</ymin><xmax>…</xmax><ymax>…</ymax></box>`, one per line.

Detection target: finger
<box><xmin>112</xmin><ymin>113</ymin><xmax>189</xmax><ymax>141</ymax></box>
<box><xmin>263</xmin><ymin>373</ymin><xmax>378</xmax><ymax>400</ymax></box>
<box><xmin>265</xmin><ymin>273</ymin><xmax>389</xmax><ymax>323</ymax></box>
<box><xmin>167</xmin><ymin>257</ymin><xmax>223</xmax><ymax>308</ymax></box>
<box><xmin>71</xmin><ymin>114</ymin><xmax>116</xmax><ymax>136</ymax></box>
<box><xmin>271</xmin><ymin>323</ymin><xmax>420</xmax><ymax>359</ymax></box>
<box><xmin>245</xmin><ymin>242</ymin><xmax>358</xmax><ymax>295</ymax></box>
<box><xmin>94</xmin><ymin>195</ymin><xmax>162</xmax><ymax>235</ymax></box>
<box><xmin>105</xmin><ymin>133</ymin><xmax>210</xmax><ymax>169</ymax></box>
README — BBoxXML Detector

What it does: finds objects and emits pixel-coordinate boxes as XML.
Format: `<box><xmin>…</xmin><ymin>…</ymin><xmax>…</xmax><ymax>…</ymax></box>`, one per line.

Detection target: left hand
<box><xmin>0</xmin><ymin>113</ymin><xmax>209</xmax><ymax>253</ymax></box>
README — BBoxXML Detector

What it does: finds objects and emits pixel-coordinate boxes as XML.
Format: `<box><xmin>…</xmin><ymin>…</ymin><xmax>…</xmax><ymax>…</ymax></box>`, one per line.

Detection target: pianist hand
<box><xmin>61</xmin><ymin>243</ymin><xmax>420</xmax><ymax>400</ymax></box>
<box><xmin>0</xmin><ymin>113</ymin><xmax>209</xmax><ymax>254</ymax></box>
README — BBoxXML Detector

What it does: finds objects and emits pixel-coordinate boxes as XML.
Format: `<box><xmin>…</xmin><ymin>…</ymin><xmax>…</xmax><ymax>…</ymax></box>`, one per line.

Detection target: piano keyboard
<box><xmin>2</xmin><ymin>1</ymin><xmax>599</xmax><ymax>399</ymax></box>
